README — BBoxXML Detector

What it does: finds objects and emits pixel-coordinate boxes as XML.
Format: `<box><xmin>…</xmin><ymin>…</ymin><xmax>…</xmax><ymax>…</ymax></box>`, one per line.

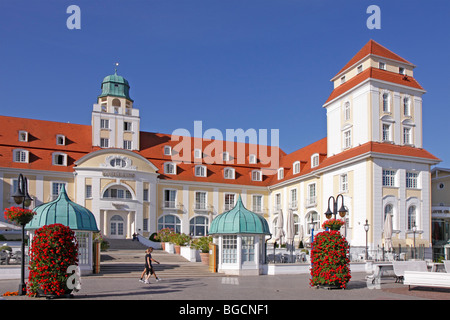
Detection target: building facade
<box><xmin>0</xmin><ymin>40</ymin><xmax>440</xmax><ymax>258</ymax></box>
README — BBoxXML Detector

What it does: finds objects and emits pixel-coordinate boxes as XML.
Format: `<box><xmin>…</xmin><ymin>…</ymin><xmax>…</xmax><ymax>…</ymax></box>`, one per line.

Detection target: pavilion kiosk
<box><xmin>208</xmin><ymin>196</ymin><xmax>271</xmax><ymax>276</ymax></box>
<box><xmin>26</xmin><ymin>186</ymin><xmax>99</xmax><ymax>275</ymax></box>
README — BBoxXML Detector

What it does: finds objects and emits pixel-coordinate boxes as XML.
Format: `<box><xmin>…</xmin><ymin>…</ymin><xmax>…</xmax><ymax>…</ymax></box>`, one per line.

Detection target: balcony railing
<box><xmin>289</xmin><ymin>201</ymin><xmax>298</xmax><ymax>209</ymax></box>
<box><xmin>306</xmin><ymin>196</ymin><xmax>317</xmax><ymax>207</ymax></box>
<box><xmin>161</xmin><ymin>201</ymin><xmax>181</xmax><ymax>210</ymax></box>
<box><xmin>193</xmin><ymin>202</ymin><xmax>213</xmax><ymax>212</ymax></box>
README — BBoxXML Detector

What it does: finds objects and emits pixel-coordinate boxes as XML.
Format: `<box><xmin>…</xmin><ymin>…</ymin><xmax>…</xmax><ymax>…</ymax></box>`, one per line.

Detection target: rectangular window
<box><xmin>222</xmin><ymin>235</ymin><xmax>237</xmax><ymax>264</ymax></box>
<box><xmin>18</xmin><ymin>131</ymin><xmax>28</xmax><ymax>142</ymax></box>
<box><xmin>143</xmin><ymin>188</ymin><xmax>149</xmax><ymax>201</ymax></box>
<box><xmin>399</xmin><ymin>67</ymin><xmax>405</xmax><ymax>75</ymax></box>
<box><xmin>274</xmin><ymin>193</ymin><xmax>281</xmax><ymax>211</ymax></box>
<box><xmin>379</xmin><ymin>62</ymin><xmax>386</xmax><ymax>70</ymax></box>
<box><xmin>406</xmin><ymin>172</ymin><xmax>418</xmax><ymax>189</ymax></box>
<box><xmin>195</xmin><ymin>191</ymin><xmax>207</xmax><ymax>210</ymax></box>
<box><xmin>289</xmin><ymin>189</ymin><xmax>297</xmax><ymax>209</ymax></box>
<box><xmin>123</xmin><ymin>140</ymin><xmax>132</xmax><ymax>150</ymax></box>
<box><xmin>277</xmin><ymin>168</ymin><xmax>284</xmax><ymax>180</ymax></box>
<box><xmin>164</xmin><ymin>189</ymin><xmax>177</xmax><ymax>208</ymax></box>
<box><xmin>293</xmin><ymin>161</ymin><xmax>300</xmax><ymax>174</ymax></box>
<box><xmin>252</xmin><ymin>170</ymin><xmax>262</xmax><ymax>181</ymax></box>
<box><xmin>85</xmin><ymin>185</ymin><xmax>92</xmax><ymax>199</ymax></box>
<box><xmin>124</xmin><ymin>121</ymin><xmax>132</xmax><ymax>131</ymax></box>
<box><xmin>14</xmin><ymin>150</ymin><xmax>28</xmax><ymax>163</ymax></box>
<box><xmin>195</xmin><ymin>165</ymin><xmax>206</xmax><ymax>177</ymax></box>
<box><xmin>382</xmin><ymin>124</ymin><xmax>391</xmax><ymax>141</ymax></box>
<box><xmin>340</xmin><ymin>174</ymin><xmax>348</xmax><ymax>192</ymax></box>
<box><xmin>100</xmin><ymin>119</ymin><xmax>109</xmax><ymax>129</ymax></box>
<box><xmin>403</xmin><ymin>127</ymin><xmax>412</xmax><ymax>145</ymax></box>
<box><xmin>194</xmin><ymin>149</ymin><xmax>202</xmax><ymax>159</ymax></box>
<box><xmin>344</xmin><ymin>130</ymin><xmax>352</xmax><ymax>149</ymax></box>
<box><xmin>52</xmin><ymin>182</ymin><xmax>65</xmax><ymax>199</ymax></box>
<box><xmin>382</xmin><ymin>169</ymin><xmax>396</xmax><ymax>187</ymax></box>
<box><xmin>241</xmin><ymin>236</ymin><xmax>255</xmax><ymax>262</ymax></box>
<box><xmin>252</xmin><ymin>195</ymin><xmax>262</xmax><ymax>213</ymax></box>
<box><xmin>224</xmin><ymin>193</ymin><xmax>235</xmax><ymax>211</ymax></box>
<box><xmin>100</xmin><ymin>138</ymin><xmax>109</xmax><ymax>148</ymax></box>
<box><xmin>307</xmin><ymin>184</ymin><xmax>316</xmax><ymax>206</ymax></box>
<box><xmin>403</xmin><ymin>97</ymin><xmax>410</xmax><ymax>116</ymax></box>
<box><xmin>357</xmin><ymin>65</ymin><xmax>363</xmax><ymax>74</ymax></box>
<box><xmin>164</xmin><ymin>146</ymin><xmax>172</xmax><ymax>155</ymax></box>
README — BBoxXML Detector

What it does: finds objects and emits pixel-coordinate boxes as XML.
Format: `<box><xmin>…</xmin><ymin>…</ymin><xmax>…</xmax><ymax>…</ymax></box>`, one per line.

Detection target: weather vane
<box><xmin>114</xmin><ymin>62</ymin><xmax>119</xmax><ymax>74</ymax></box>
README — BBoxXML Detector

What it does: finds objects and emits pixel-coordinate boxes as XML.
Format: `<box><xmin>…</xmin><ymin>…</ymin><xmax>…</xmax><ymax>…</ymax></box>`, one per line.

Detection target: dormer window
<box><xmin>249</xmin><ymin>154</ymin><xmax>257</xmax><ymax>164</ymax></box>
<box><xmin>18</xmin><ymin>131</ymin><xmax>28</xmax><ymax>142</ymax></box>
<box><xmin>164</xmin><ymin>162</ymin><xmax>176</xmax><ymax>175</ymax></box>
<box><xmin>399</xmin><ymin>67</ymin><xmax>405</xmax><ymax>75</ymax></box>
<box><xmin>340</xmin><ymin>76</ymin><xmax>346</xmax><ymax>84</ymax></box>
<box><xmin>194</xmin><ymin>149</ymin><xmax>202</xmax><ymax>159</ymax></box>
<box><xmin>379</xmin><ymin>61</ymin><xmax>386</xmax><ymax>70</ymax></box>
<box><xmin>56</xmin><ymin>134</ymin><xmax>65</xmax><ymax>146</ymax></box>
<box><xmin>13</xmin><ymin>149</ymin><xmax>29</xmax><ymax>163</ymax></box>
<box><xmin>164</xmin><ymin>146</ymin><xmax>172</xmax><ymax>156</ymax></box>
<box><xmin>195</xmin><ymin>165</ymin><xmax>207</xmax><ymax>177</ymax></box>
<box><xmin>52</xmin><ymin>152</ymin><xmax>67</xmax><ymax>166</ymax></box>
<box><xmin>293</xmin><ymin>161</ymin><xmax>300</xmax><ymax>174</ymax></box>
<box><xmin>222</xmin><ymin>152</ymin><xmax>230</xmax><ymax>162</ymax></box>
<box><xmin>224</xmin><ymin>167</ymin><xmax>235</xmax><ymax>179</ymax></box>
<box><xmin>311</xmin><ymin>154</ymin><xmax>319</xmax><ymax>168</ymax></box>
<box><xmin>251</xmin><ymin>170</ymin><xmax>262</xmax><ymax>181</ymax></box>
<box><xmin>277</xmin><ymin>168</ymin><xmax>284</xmax><ymax>180</ymax></box>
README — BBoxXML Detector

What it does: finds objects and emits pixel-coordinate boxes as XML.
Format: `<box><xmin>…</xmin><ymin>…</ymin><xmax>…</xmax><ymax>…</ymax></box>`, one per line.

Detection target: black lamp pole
<box><xmin>12</xmin><ymin>174</ymin><xmax>33</xmax><ymax>296</ymax></box>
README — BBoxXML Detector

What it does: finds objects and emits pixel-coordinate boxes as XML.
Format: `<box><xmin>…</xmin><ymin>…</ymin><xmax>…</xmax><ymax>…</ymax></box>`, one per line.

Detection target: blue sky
<box><xmin>1</xmin><ymin>0</ymin><xmax>449</xmax><ymax>167</ymax></box>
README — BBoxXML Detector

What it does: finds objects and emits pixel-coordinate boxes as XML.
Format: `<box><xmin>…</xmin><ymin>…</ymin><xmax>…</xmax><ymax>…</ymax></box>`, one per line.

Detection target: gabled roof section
<box><xmin>333</xmin><ymin>39</ymin><xmax>414</xmax><ymax>80</ymax></box>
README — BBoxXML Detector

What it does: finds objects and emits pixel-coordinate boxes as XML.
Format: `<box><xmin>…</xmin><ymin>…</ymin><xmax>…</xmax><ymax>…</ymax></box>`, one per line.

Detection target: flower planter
<box><xmin>199</xmin><ymin>252</ymin><xmax>209</xmax><ymax>266</ymax></box>
<box><xmin>174</xmin><ymin>245</ymin><xmax>181</xmax><ymax>255</ymax></box>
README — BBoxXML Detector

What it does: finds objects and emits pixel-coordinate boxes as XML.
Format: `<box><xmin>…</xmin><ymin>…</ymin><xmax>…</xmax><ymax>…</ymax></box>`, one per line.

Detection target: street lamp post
<box><xmin>412</xmin><ymin>222</ymin><xmax>417</xmax><ymax>259</ymax></box>
<box><xmin>364</xmin><ymin>219</ymin><xmax>370</xmax><ymax>260</ymax></box>
<box><xmin>11</xmin><ymin>174</ymin><xmax>33</xmax><ymax>296</ymax></box>
<box><xmin>324</xmin><ymin>194</ymin><xmax>348</xmax><ymax>220</ymax></box>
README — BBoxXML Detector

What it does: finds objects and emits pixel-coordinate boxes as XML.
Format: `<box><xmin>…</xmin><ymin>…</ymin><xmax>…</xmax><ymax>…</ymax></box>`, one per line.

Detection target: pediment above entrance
<box><xmin>74</xmin><ymin>149</ymin><xmax>158</xmax><ymax>174</ymax></box>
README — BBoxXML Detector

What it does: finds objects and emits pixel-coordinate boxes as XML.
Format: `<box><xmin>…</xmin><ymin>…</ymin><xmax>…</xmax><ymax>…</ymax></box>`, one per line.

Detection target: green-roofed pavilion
<box><xmin>209</xmin><ymin>195</ymin><xmax>270</xmax><ymax>235</ymax></box>
<box><xmin>208</xmin><ymin>195</ymin><xmax>271</xmax><ymax>276</ymax></box>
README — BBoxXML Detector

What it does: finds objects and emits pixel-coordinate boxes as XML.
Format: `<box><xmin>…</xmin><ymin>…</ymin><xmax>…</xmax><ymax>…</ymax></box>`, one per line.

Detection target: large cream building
<box><xmin>0</xmin><ymin>40</ymin><xmax>441</xmax><ymax>258</ymax></box>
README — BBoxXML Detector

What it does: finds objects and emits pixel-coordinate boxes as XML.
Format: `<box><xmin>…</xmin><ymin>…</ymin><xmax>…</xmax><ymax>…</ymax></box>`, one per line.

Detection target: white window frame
<box><xmin>343</xmin><ymin>129</ymin><xmax>352</xmax><ymax>149</ymax></box>
<box><xmin>194</xmin><ymin>148</ymin><xmax>202</xmax><ymax>159</ymax></box>
<box><xmin>18</xmin><ymin>131</ymin><xmax>28</xmax><ymax>142</ymax></box>
<box><xmin>382</xmin><ymin>123</ymin><xmax>391</xmax><ymax>142</ymax></box>
<box><xmin>274</xmin><ymin>193</ymin><xmax>281</xmax><ymax>211</ymax></box>
<box><xmin>340</xmin><ymin>173</ymin><xmax>348</xmax><ymax>193</ymax></box>
<box><xmin>289</xmin><ymin>188</ymin><xmax>298</xmax><ymax>209</ymax></box>
<box><xmin>251</xmin><ymin>170</ymin><xmax>262</xmax><ymax>181</ymax></box>
<box><xmin>406</xmin><ymin>172</ymin><xmax>419</xmax><ymax>189</ymax></box>
<box><xmin>293</xmin><ymin>161</ymin><xmax>300</xmax><ymax>175</ymax></box>
<box><xmin>52</xmin><ymin>152</ymin><xmax>67</xmax><ymax>166</ymax></box>
<box><xmin>100</xmin><ymin>119</ymin><xmax>109</xmax><ymax>129</ymax></box>
<box><xmin>51</xmin><ymin>181</ymin><xmax>67</xmax><ymax>200</ymax></box>
<box><xmin>277</xmin><ymin>168</ymin><xmax>284</xmax><ymax>180</ymax></box>
<box><xmin>379</xmin><ymin>61</ymin><xmax>386</xmax><ymax>70</ymax></box>
<box><xmin>194</xmin><ymin>191</ymin><xmax>208</xmax><ymax>210</ymax></box>
<box><xmin>252</xmin><ymin>195</ymin><xmax>263</xmax><ymax>213</ymax></box>
<box><xmin>403</xmin><ymin>127</ymin><xmax>412</xmax><ymax>145</ymax></box>
<box><xmin>307</xmin><ymin>183</ymin><xmax>316</xmax><ymax>207</ymax></box>
<box><xmin>100</xmin><ymin>138</ymin><xmax>109</xmax><ymax>148</ymax></box>
<box><xmin>224</xmin><ymin>193</ymin><xmax>236</xmax><ymax>211</ymax></box>
<box><xmin>123</xmin><ymin>140</ymin><xmax>132</xmax><ymax>150</ymax></box>
<box><xmin>163</xmin><ymin>189</ymin><xmax>177</xmax><ymax>209</ymax></box>
<box><xmin>123</xmin><ymin>121</ymin><xmax>132</xmax><ymax>131</ymax></box>
<box><xmin>344</xmin><ymin>102</ymin><xmax>351</xmax><ymax>121</ymax></box>
<box><xmin>403</xmin><ymin>96</ymin><xmax>410</xmax><ymax>116</ymax></box>
<box><xmin>222</xmin><ymin>152</ymin><xmax>230</xmax><ymax>162</ymax></box>
<box><xmin>311</xmin><ymin>154</ymin><xmax>319</xmax><ymax>168</ymax></box>
<box><xmin>164</xmin><ymin>146</ymin><xmax>172</xmax><ymax>156</ymax></box>
<box><xmin>85</xmin><ymin>185</ymin><xmax>92</xmax><ymax>199</ymax></box>
<box><xmin>56</xmin><ymin>134</ymin><xmax>65</xmax><ymax>146</ymax></box>
<box><xmin>357</xmin><ymin>64</ymin><xmax>363</xmax><ymax>74</ymax></box>
<box><xmin>195</xmin><ymin>165</ymin><xmax>207</xmax><ymax>177</ymax></box>
<box><xmin>399</xmin><ymin>67</ymin><xmax>406</xmax><ymax>75</ymax></box>
<box><xmin>249</xmin><ymin>154</ymin><xmax>257</xmax><ymax>164</ymax></box>
<box><xmin>224</xmin><ymin>167</ymin><xmax>235</xmax><ymax>180</ymax></box>
<box><xmin>382</xmin><ymin>169</ymin><xmax>396</xmax><ymax>187</ymax></box>
<box><xmin>164</xmin><ymin>162</ymin><xmax>176</xmax><ymax>175</ymax></box>
<box><xmin>13</xmin><ymin>149</ymin><xmax>29</xmax><ymax>163</ymax></box>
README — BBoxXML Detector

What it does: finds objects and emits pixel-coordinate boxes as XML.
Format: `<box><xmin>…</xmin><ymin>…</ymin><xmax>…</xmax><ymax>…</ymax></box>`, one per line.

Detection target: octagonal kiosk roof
<box><xmin>26</xmin><ymin>186</ymin><xmax>99</xmax><ymax>232</ymax></box>
<box><xmin>209</xmin><ymin>195</ymin><xmax>271</xmax><ymax>235</ymax></box>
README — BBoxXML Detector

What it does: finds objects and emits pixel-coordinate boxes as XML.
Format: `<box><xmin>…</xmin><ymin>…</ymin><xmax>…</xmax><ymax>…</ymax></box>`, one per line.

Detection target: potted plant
<box><xmin>310</xmin><ymin>230</ymin><xmax>351</xmax><ymax>289</ymax></box>
<box><xmin>191</xmin><ymin>236</ymin><xmax>212</xmax><ymax>265</ymax></box>
<box><xmin>171</xmin><ymin>233</ymin><xmax>191</xmax><ymax>254</ymax></box>
<box><xmin>322</xmin><ymin>218</ymin><xmax>345</xmax><ymax>231</ymax></box>
<box><xmin>155</xmin><ymin>228</ymin><xmax>174</xmax><ymax>251</ymax></box>
<box><xmin>4</xmin><ymin>206</ymin><xmax>36</xmax><ymax>225</ymax></box>
<box><xmin>27</xmin><ymin>223</ymin><xmax>79</xmax><ymax>298</ymax></box>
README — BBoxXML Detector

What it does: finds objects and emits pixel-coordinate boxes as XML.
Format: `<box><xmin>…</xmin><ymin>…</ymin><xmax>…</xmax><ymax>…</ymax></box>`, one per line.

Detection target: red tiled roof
<box><xmin>0</xmin><ymin>116</ymin><xmax>440</xmax><ymax>186</ymax></box>
<box><xmin>324</xmin><ymin>67</ymin><xmax>425</xmax><ymax>105</ymax></box>
<box><xmin>333</xmin><ymin>39</ymin><xmax>413</xmax><ymax>79</ymax></box>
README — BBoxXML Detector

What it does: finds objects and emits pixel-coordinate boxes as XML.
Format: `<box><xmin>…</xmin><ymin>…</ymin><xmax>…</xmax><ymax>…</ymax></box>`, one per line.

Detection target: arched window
<box><xmin>189</xmin><ymin>216</ymin><xmax>209</xmax><ymax>237</ymax></box>
<box><xmin>112</xmin><ymin>98</ymin><xmax>121</xmax><ymax>107</ymax></box>
<box><xmin>408</xmin><ymin>206</ymin><xmax>416</xmax><ymax>230</ymax></box>
<box><xmin>103</xmin><ymin>185</ymin><xmax>133</xmax><ymax>200</ymax></box>
<box><xmin>158</xmin><ymin>215</ymin><xmax>181</xmax><ymax>233</ymax></box>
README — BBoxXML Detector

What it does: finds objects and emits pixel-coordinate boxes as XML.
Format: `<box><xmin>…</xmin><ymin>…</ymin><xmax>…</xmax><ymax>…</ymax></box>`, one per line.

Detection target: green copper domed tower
<box><xmin>98</xmin><ymin>70</ymin><xmax>133</xmax><ymax>102</ymax></box>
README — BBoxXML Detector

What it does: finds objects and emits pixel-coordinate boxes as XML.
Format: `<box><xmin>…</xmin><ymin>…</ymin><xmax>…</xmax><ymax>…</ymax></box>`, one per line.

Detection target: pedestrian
<box><xmin>139</xmin><ymin>247</ymin><xmax>161</xmax><ymax>284</ymax></box>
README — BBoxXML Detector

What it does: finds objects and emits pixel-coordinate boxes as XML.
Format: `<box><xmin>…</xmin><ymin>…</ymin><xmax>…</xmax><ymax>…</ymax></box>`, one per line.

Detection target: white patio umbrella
<box><xmin>384</xmin><ymin>213</ymin><xmax>393</xmax><ymax>252</ymax></box>
<box><xmin>0</xmin><ymin>221</ymin><xmax>20</xmax><ymax>231</ymax></box>
<box><xmin>285</xmin><ymin>209</ymin><xmax>295</xmax><ymax>262</ymax></box>
<box><xmin>274</xmin><ymin>209</ymin><xmax>285</xmax><ymax>244</ymax></box>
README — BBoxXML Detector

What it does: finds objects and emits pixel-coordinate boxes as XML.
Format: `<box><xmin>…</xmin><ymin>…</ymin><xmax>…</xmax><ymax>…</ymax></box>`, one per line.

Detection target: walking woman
<box><xmin>139</xmin><ymin>247</ymin><xmax>161</xmax><ymax>284</ymax></box>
